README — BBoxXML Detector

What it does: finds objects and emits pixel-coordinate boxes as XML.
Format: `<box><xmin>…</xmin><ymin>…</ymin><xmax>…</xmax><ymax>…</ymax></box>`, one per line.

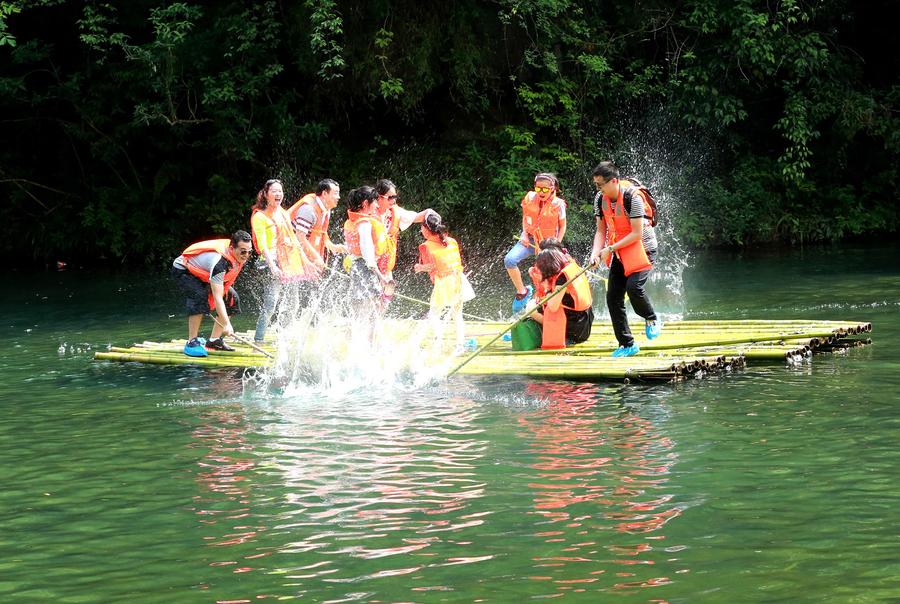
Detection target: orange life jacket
<box><xmin>288</xmin><ymin>193</ymin><xmax>330</xmax><ymax>259</ymax></box>
<box><xmin>418</xmin><ymin>237</ymin><xmax>463</xmax><ymax>283</ymax></box>
<box><xmin>180</xmin><ymin>239</ymin><xmax>244</xmax><ymax>310</ymax></box>
<box><xmin>378</xmin><ymin>206</ymin><xmax>403</xmax><ymax>273</ymax></box>
<box><xmin>521</xmin><ymin>191</ymin><xmax>566</xmax><ymax>246</ymax></box>
<box><xmin>250</xmin><ymin>207</ymin><xmax>308</xmax><ymax>283</ymax></box>
<box><xmin>601</xmin><ymin>180</ymin><xmax>653</xmax><ymax>277</ymax></box>
<box><xmin>537</xmin><ymin>260</ymin><xmax>592</xmax><ymax>350</ymax></box>
<box><xmin>344</xmin><ymin>211</ymin><xmax>388</xmax><ymax>259</ymax></box>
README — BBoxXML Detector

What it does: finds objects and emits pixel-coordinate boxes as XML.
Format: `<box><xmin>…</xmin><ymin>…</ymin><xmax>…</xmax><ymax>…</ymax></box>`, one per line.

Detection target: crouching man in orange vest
<box><xmin>171</xmin><ymin>231</ymin><xmax>253</xmax><ymax>357</ymax></box>
<box><xmin>527</xmin><ymin>239</ymin><xmax>593</xmax><ymax>349</ymax></box>
<box><xmin>589</xmin><ymin>161</ymin><xmax>661</xmax><ymax>358</ymax></box>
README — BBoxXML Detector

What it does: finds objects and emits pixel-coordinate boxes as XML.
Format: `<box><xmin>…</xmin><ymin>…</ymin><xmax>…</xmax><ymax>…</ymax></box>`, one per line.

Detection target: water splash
<box><xmin>241</xmin><ymin>276</ymin><xmax>464</xmax><ymax>399</ymax></box>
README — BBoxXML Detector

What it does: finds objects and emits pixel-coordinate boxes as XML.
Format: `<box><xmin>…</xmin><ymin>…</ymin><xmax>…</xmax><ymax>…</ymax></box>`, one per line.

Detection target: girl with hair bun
<box><xmin>414</xmin><ymin>212</ymin><xmax>475</xmax><ymax>353</ymax></box>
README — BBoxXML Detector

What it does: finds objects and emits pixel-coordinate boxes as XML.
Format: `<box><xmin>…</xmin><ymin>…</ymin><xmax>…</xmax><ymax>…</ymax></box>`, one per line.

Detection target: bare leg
<box><xmin>188</xmin><ymin>314</ymin><xmax>203</xmax><ymax>339</ymax></box>
<box><xmin>507</xmin><ymin>266</ymin><xmax>527</xmax><ymax>295</ymax></box>
<box><xmin>210</xmin><ymin>317</ymin><xmax>224</xmax><ymax>340</ymax></box>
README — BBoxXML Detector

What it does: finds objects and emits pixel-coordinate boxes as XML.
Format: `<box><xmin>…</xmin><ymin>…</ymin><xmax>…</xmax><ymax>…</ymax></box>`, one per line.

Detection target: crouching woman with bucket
<box><xmin>512</xmin><ymin>239</ymin><xmax>593</xmax><ymax>351</ymax></box>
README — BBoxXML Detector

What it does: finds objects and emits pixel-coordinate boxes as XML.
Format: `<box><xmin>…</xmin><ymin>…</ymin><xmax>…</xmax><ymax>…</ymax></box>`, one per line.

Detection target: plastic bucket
<box><xmin>511</xmin><ymin>319</ymin><xmax>542</xmax><ymax>351</ymax></box>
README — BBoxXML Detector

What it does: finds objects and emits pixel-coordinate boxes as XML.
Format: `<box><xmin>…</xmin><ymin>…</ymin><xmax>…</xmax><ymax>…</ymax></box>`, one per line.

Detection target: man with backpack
<box><xmin>589</xmin><ymin>160</ymin><xmax>661</xmax><ymax>357</ymax></box>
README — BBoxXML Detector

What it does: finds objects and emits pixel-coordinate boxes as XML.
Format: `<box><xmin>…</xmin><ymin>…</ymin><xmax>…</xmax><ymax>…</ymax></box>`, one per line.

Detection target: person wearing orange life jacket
<box><xmin>171</xmin><ymin>231</ymin><xmax>253</xmax><ymax>357</ymax></box>
<box><xmin>374</xmin><ymin>179</ymin><xmax>434</xmax><ymax>301</ymax></box>
<box><xmin>287</xmin><ymin>178</ymin><xmax>350</xmax><ymax>276</ymax></box>
<box><xmin>414</xmin><ymin>212</ymin><xmax>476</xmax><ymax>354</ymax></box>
<box><xmin>589</xmin><ymin>161</ymin><xmax>661</xmax><ymax>358</ymax></box>
<box><xmin>250</xmin><ymin>178</ymin><xmax>311</xmax><ymax>342</ymax></box>
<box><xmin>343</xmin><ymin>185</ymin><xmax>393</xmax><ymax>317</ymax></box>
<box><xmin>526</xmin><ymin>240</ymin><xmax>593</xmax><ymax>350</ymax></box>
<box><xmin>504</xmin><ymin>173</ymin><xmax>567</xmax><ymax>313</ymax></box>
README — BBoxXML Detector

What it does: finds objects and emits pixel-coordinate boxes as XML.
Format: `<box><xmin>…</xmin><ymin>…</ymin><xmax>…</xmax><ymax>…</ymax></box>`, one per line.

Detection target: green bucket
<box><xmin>511</xmin><ymin>319</ymin><xmax>542</xmax><ymax>351</ymax></box>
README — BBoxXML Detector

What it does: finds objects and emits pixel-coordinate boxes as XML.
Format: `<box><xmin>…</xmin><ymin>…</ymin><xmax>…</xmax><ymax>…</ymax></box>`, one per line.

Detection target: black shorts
<box><xmin>565</xmin><ymin>306</ymin><xmax>594</xmax><ymax>345</ymax></box>
<box><xmin>171</xmin><ymin>267</ymin><xmax>241</xmax><ymax>317</ymax></box>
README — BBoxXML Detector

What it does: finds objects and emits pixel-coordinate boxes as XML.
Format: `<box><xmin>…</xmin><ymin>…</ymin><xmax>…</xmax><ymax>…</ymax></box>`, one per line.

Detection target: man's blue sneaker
<box><xmin>511</xmin><ymin>285</ymin><xmax>533</xmax><ymax>314</ymax></box>
<box><xmin>611</xmin><ymin>344</ymin><xmax>640</xmax><ymax>357</ymax></box>
<box><xmin>184</xmin><ymin>337</ymin><xmax>209</xmax><ymax>357</ymax></box>
<box><xmin>645</xmin><ymin>320</ymin><xmax>662</xmax><ymax>340</ymax></box>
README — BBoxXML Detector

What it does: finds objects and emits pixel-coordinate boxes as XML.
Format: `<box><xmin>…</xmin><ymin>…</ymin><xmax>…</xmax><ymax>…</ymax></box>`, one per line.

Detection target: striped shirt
<box><xmin>593</xmin><ymin>188</ymin><xmax>657</xmax><ymax>253</ymax></box>
<box><xmin>173</xmin><ymin>251</ymin><xmax>227</xmax><ymax>285</ymax></box>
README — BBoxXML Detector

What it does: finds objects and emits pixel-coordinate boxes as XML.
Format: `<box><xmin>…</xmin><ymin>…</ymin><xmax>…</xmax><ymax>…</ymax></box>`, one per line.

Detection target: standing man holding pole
<box><xmin>589</xmin><ymin>161</ymin><xmax>661</xmax><ymax>357</ymax></box>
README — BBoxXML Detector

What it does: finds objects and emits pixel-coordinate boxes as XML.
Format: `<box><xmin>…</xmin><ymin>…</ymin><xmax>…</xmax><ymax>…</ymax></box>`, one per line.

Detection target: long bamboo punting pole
<box><xmin>323</xmin><ymin>264</ymin><xmax>493</xmax><ymax>322</ymax></box>
<box><xmin>448</xmin><ymin>263</ymin><xmax>595</xmax><ymax>377</ymax></box>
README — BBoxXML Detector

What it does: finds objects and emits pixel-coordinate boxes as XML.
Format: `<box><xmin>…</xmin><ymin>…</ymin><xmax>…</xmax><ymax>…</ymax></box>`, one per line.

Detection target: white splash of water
<box><xmin>241</xmin><ymin>281</ymin><xmax>461</xmax><ymax>399</ymax></box>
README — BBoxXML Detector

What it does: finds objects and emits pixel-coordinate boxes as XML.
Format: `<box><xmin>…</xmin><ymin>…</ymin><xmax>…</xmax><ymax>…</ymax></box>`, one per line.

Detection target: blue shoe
<box><xmin>611</xmin><ymin>344</ymin><xmax>640</xmax><ymax>358</ymax></box>
<box><xmin>184</xmin><ymin>337</ymin><xmax>209</xmax><ymax>357</ymax></box>
<box><xmin>645</xmin><ymin>320</ymin><xmax>661</xmax><ymax>340</ymax></box>
<box><xmin>502</xmin><ymin>332</ymin><xmax>512</xmax><ymax>342</ymax></box>
<box><xmin>511</xmin><ymin>285</ymin><xmax>533</xmax><ymax>314</ymax></box>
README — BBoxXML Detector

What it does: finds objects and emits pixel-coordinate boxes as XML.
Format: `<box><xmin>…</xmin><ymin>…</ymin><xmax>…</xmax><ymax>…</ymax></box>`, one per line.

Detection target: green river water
<box><xmin>2</xmin><ymin>245</ymin><xmax>898</xmax><ymax>603</ymax></box>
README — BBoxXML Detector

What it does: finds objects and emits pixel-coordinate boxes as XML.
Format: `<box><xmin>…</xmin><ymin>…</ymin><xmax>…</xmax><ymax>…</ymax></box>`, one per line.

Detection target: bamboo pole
<box><xmin>95</xmin><ymin>351</ymin><xmax>271</xmax><ymax>368</ymax></box>
<box><xmin>208</xmin><ymin>315</ymin><xmax>274</xmax><ymax>358</ymax></box>
<box><xmin>323</xmin><ymin>264</ymin><xmax>493</xmax><ymax>322</ymax></box>
<box><xmin>447</xmin><ymin>263</ymin><xmax>595</xmax><ymax>377</ymax></box>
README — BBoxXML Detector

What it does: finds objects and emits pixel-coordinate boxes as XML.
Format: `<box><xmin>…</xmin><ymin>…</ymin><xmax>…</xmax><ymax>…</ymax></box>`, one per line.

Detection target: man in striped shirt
<box><xmin>589</xmin><ymin>161</ymin><xmax>662</xmax><ymax>357</ymax></box>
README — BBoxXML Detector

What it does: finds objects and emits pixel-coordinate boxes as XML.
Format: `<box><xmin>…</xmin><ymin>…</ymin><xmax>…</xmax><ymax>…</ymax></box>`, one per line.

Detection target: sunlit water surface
<box><xmin>1</xmin><ymin>245</ymin><xmax>898</xmax><ymax>603</ymax></box>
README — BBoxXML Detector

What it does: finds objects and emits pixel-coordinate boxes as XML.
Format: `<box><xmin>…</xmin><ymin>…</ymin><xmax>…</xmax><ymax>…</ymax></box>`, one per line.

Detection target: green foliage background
<box><xmin>1</xmin><ymin>0</ymin><xmax>896</xmax><ymax>265</ymax></box>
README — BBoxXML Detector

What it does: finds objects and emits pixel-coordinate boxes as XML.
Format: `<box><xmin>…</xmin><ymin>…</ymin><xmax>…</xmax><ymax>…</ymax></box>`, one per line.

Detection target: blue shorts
<box><xmin>504</xmin><ymin>238</ymin><xmax>536</xmax><ymax>269</ymax></box>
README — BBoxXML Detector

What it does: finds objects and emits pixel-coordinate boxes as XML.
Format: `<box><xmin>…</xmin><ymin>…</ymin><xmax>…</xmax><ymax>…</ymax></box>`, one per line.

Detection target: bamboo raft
<box><xmin>93</xmin><ymin>319</ymin><xmax>872</xmax><ymax>383</ymax></box>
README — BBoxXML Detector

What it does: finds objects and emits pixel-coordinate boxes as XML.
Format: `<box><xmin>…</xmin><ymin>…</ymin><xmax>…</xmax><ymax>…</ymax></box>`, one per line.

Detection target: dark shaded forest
<box><xmin>1</xmin><ymin>0</ymin><xmax>897</xmax><ymax>266</ymax></box>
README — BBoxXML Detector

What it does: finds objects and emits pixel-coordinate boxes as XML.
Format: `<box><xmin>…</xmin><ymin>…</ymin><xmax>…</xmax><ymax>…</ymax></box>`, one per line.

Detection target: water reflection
<box><xmin>190</xmin><ymin>404</ymin><xmax>273</xmax><ymax>583</ymax></box>
<box><xmin>187</xmin><ymin>389</ymin><xmax>498</xmax><ymax>600</ymax></box>
<box><xmin>516</xmin><ymin>382</ymin><xmax>685</xmax><ymax>596</ymax></box>
<box><xmin>183</xmin><ymin>379</ymin><xmax>694</xmax><ymax>601</ymax></box>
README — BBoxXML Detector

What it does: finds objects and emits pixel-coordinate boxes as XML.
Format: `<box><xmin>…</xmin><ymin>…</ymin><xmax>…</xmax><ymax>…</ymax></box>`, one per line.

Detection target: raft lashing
<box><xmin>93</xmin><ymin>319</ymin><xmax>872</xmax><ymax>384</ymax></box>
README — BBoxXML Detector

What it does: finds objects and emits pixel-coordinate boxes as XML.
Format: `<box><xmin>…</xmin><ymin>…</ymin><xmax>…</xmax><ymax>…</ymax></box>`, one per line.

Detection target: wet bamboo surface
<box><xmin>94</xmin><ymin>319</ymin><xmax>871</xmax><ymax>383</ymax></box>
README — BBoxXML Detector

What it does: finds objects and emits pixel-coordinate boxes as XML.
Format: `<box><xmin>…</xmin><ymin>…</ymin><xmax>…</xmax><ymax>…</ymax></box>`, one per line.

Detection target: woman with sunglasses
<box><xmin>250</xmin><ymin>178</ymin><xmax>310</xmax><ymax>342</ymax></box>
<box><xmin>504</xmin><ymin>172</ymin><xmax>567</xmax><ymax>312</ymax></box>
<box><xmin>171</xmin><ymin>230</ymin><xmax>254</xmax><ymax>357</ymax></box>
<box><xmin>374</xmin><ymin>179</ymin><xmax>434</xmax><ymax>296</ymax></box>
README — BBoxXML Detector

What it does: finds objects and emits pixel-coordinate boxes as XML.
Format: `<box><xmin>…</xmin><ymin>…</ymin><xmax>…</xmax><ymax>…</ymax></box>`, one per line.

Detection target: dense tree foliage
<box><xmin>1</xmin><ymin>0</ymin><xmax>896</xmax><ymax>265</ymax></box>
